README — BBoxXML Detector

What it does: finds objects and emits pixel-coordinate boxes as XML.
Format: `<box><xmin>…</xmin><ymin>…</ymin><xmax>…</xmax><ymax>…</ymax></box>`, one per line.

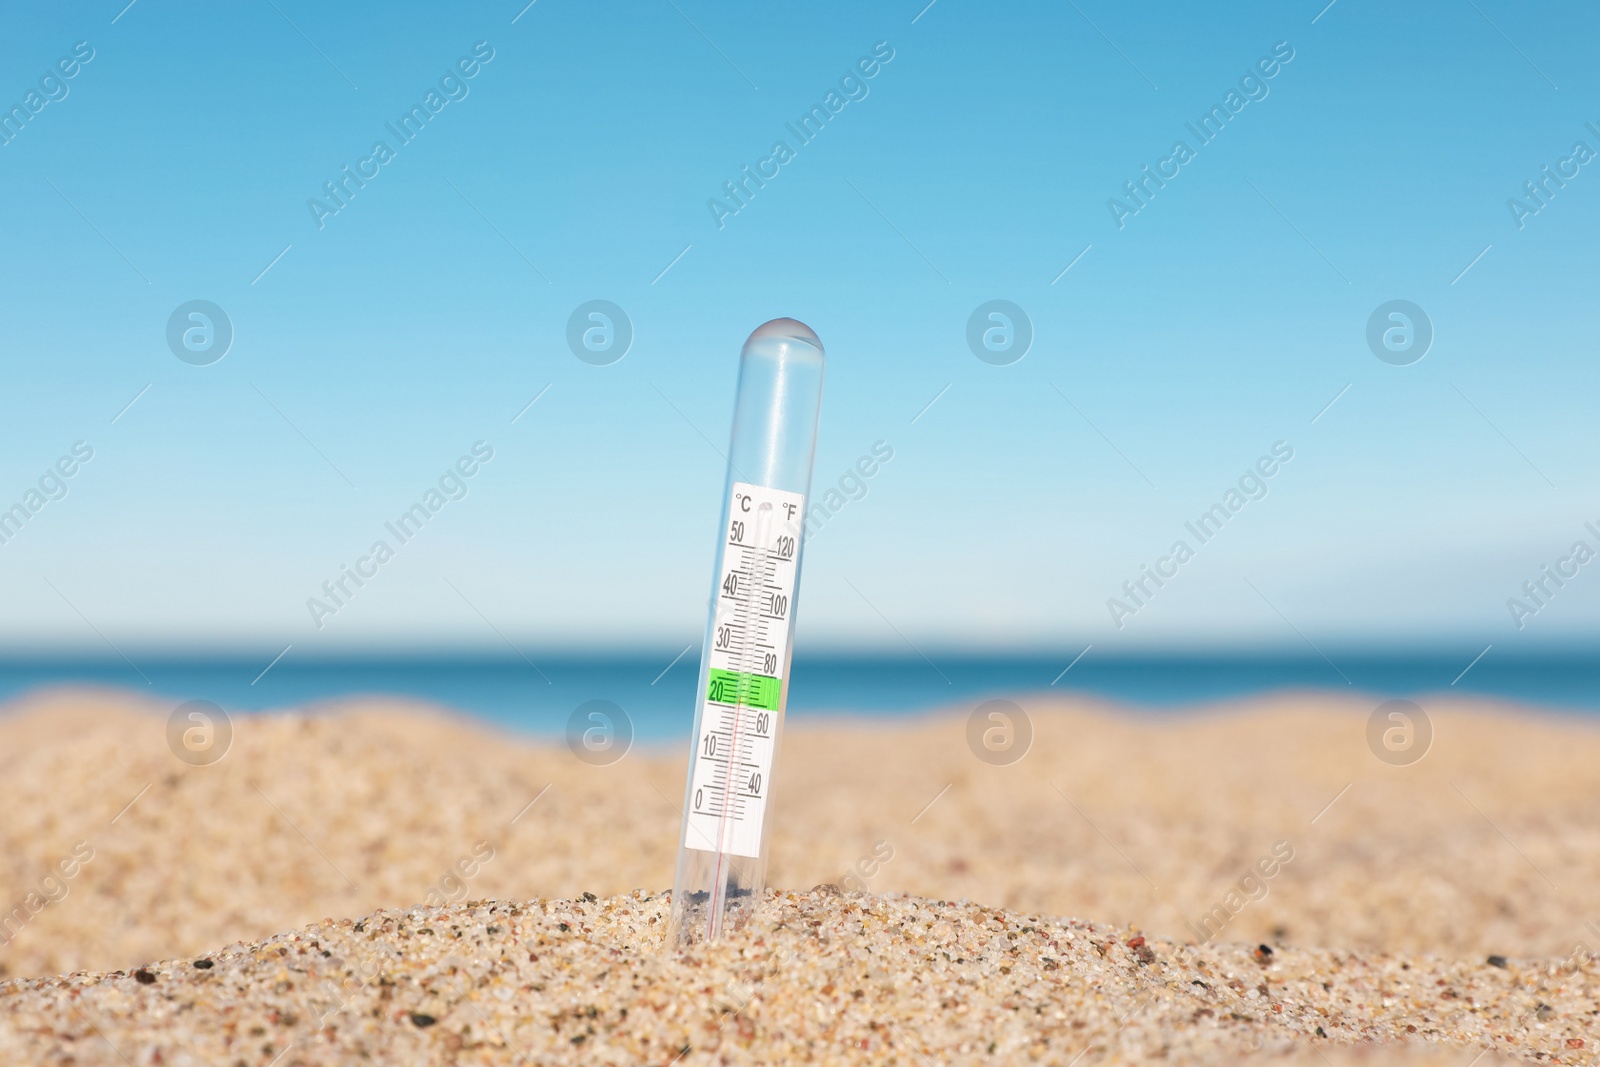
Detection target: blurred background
<box><xmin>2</xmin><ymin>0</ymin><xmax>1597</xmax><ymax>737</ymax></box>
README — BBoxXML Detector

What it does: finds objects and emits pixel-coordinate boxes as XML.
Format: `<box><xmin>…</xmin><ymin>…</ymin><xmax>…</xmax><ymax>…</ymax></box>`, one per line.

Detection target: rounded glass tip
<box><xmin>742</xmin><ymin>317</ymin><xmax>823</xmax><ymax>359</ymax></box>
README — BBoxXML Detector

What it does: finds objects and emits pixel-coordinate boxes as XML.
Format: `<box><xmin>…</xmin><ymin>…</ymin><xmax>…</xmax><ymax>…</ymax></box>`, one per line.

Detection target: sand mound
<box><xmin>4</xmin><ymin>689</ymin><xmax>1599</xmax><ymax>1062</ymax></box>
<box><xmin>4</xmin><ymin>688</ymin><xmax>1600</xmax><ymax>982</ymax></box>
<box><xmin>4</xmin><ymin>890</ymin><xmax>1592</xmax><ymax>1065</ymax></box>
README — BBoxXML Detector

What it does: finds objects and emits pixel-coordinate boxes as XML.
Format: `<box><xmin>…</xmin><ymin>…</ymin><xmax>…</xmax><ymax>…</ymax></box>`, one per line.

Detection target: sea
<box><xmin>1</xmin><ymin>649</ymin><xmax>1595</xmax><ymax>744</ymax></box>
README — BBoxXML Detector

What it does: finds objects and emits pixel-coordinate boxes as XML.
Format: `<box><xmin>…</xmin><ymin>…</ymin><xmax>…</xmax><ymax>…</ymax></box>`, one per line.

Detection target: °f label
<box><xmin>683</xmin><ymin>481</ymin><xmax>803</xmax><ymax>859</ymax></box>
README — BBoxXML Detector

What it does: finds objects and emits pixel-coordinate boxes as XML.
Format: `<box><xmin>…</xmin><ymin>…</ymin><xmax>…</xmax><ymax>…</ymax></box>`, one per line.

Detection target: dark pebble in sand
<box><xmin>133</xmin><ymin>970</ymin><xmax>156</xmax><ymax>984</ymax></box>
<box><xmin>192</xmin><ymin>959</ymin><xmax>214</xmax><ymax>969</ymax></box>
<box><xmin>1487</xmin><ymin>955</ymin><xmax>1508</xmax><ymax>968</ymax></box>
<box><xmin>410</xmin><ymin>1013</ymin><xmax>437</xmax><ymax>1027</ymax></box>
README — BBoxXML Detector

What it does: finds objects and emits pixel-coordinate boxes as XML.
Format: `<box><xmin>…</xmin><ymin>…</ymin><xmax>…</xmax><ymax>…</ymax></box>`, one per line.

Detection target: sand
<box><xmin>1</xmin><ymin>687</ymin><xmax>1598</xmax><ymax>1064</ymax></box>
<box><xmin>3</xmin><ymin>890</ymin><xmax>1595</xmax><ymax>1065</ymax></box>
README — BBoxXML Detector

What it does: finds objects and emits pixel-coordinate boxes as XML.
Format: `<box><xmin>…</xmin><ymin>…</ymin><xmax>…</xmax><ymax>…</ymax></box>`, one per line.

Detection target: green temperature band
<box><xmin>706</xmin><ymin>668</ymin><xmax>781</xmax><ymax>711</ymax></box>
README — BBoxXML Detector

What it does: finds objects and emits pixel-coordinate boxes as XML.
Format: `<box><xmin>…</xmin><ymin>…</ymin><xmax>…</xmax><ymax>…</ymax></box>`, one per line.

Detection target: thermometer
<box><xmin>669</xmin><ymin>318</ymin><xmax>825</xmax><ymax>944</ymax></box>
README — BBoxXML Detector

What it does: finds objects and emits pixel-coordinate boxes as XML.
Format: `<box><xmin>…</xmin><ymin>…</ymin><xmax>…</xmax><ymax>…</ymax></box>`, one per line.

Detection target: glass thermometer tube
<box><xmin>668</xmin><ymin>318</ymin><xmax>825</xmax><ymax>945</ymax></box>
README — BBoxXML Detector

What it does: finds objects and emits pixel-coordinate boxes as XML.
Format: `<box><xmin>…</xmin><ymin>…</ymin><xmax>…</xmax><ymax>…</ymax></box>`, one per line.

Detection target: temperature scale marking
<box><xmin>683</xmin><ymin>481</ymin><xmax>803</xmax><ymax>860</ymax></box>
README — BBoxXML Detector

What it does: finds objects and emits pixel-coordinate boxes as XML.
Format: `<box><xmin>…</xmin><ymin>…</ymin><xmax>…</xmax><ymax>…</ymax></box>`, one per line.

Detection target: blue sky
<box><xmin>1</xmin><ymin>0</ymin><xmax>1597</xmax><ymax>656</ymax></box>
